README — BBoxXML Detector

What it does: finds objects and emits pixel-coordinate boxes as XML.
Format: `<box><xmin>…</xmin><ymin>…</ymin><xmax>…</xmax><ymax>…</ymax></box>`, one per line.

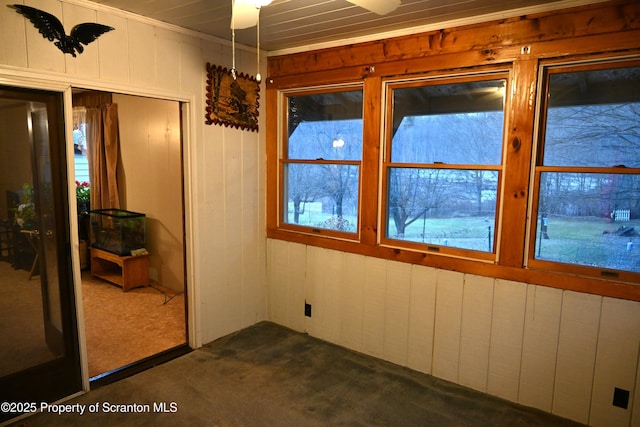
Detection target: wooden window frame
<box><xmin>266</xmin><ymin>1</ymin><xmax>640</xmax><ymax>301</ymax></box>
<box><xmin>379</xmin><ymin>71</ymin><xmax>510</xmax><ymax>262</ymax></box>
<box><xmin>526</xmin><ymin>58</ymin><xmax>640</xmax><ymax>286</ymax></box>
<box><xmin>277</xmin><ymin>85</ymin><xmax>365</xmax><ymax>241</ymax></box>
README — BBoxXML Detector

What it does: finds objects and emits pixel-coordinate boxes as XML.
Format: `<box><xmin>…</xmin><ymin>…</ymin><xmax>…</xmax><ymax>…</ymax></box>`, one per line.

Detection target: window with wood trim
<box><xmin>280</xmin><ymin>87</ymin><xmax>364</xmax><ymax>237</ymax></box>
<box><xmin>381</xmin><ymin>74</ymin><xmax>508</xmax><ymax>261</ymax></box>
<box><xmin>528</xmin><ymin>60</ymin><xmax>640</xmax><ymax>283</ymax></box>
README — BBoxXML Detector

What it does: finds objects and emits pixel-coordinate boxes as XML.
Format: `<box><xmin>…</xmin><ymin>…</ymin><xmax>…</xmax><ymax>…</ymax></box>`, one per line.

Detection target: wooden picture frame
<box><xmin>205</xmin><ymin>63</ymin><xmax>259</xmax><ymax>132</ymax></box>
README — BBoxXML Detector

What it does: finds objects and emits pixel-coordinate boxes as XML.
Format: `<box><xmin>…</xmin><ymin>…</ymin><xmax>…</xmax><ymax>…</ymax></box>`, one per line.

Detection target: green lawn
<box><xmin>290</xmin><ymin>208</ymin><xmax>639</xmax><ymax>273</ymax></box>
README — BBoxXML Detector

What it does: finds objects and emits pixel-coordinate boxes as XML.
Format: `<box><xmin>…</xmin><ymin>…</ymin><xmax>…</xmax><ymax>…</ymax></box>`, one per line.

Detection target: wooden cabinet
<box><xmin>90</xmin><ymin>247</ymin><xmax>149</xmax><ymax>291</ymax></box>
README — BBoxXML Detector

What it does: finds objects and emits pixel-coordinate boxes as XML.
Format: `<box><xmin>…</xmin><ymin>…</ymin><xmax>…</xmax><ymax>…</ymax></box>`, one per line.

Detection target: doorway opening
<box><xmin>71</xmin><ymin>90</ymin><xmax>189</xmax><ymax>383</ymax></box>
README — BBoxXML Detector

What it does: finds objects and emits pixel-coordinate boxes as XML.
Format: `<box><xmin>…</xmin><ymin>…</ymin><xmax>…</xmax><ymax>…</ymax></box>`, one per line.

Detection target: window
<box><xmin>529</xmin><ymin>61</ymin><xmax>640</xmax><ymax>281</ymax></box>
<box><xmin>73</xmin><ymin>107</ymin><xmax>89</xmax><ymax>184</ymax></box>
<box><xmin>281</xmin><ymin>87</ymin><xmax>363</xmax><ymax>236</ymax></box>
<box><xmin>381</xmin><ymin>75</ymin><xmax>507</xmax><ymax>259</ymax></box>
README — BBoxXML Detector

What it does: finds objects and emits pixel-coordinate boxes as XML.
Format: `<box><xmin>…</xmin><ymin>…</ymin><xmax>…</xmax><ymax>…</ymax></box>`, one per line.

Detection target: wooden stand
<box><xmin>90</xmin><ymin>247</ymin><xmax>149</xmax><ymax>291</ymax></box>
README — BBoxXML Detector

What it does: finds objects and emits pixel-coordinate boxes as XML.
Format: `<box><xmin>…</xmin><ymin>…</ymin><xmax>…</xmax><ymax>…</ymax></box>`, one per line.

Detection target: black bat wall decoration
<box><xmin>9</xmin><ymin>4</ymin><xmax>114</xmax><ymax>57</ymax></box>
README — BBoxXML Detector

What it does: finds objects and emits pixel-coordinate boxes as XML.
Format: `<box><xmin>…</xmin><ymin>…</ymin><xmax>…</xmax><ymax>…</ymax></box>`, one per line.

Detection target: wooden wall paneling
<box><xmin>360</xmin><ymin>76</ymin><xmax>382</xmax><ymax>246</ymax></box>
<box><xmin>633</xmin><ymin>350</ymin><xmax>640</xmax><ymax>427</ymax></box>
<box><xmin>97</xmin><ymin>11</ymin><xmax>129</xmax><ymax>83</ymax></box>
<box><xmin>155</xmin><ymin>27</ymin><xmax>182</xmax><ymax>92</ymax></box>
<box><xmin>285</xmin><ymin>242</ymin><xmax>307</xmax><ymax>332</ymax></box>
<box><xmin>458</xmin><ymin>274</ymin><xmax>494</xmax><ymax>392</ymax></box>
<box><xmin>407</xmin><ymin>264</ymin><xmax>437</xmax><ymax>375</ymax></box>
<box><xmin>268</xmin><ymin>1</ymin><xmax>640</xmax><ymax>78</ymax></box>
<box><xmin>432</xmin><ymin>269</ymin><xmax>464</xmax><ymax>383</ymax></box>
<box><xmin>487</xmin><ymin>279</ymin><xmax>527</xmax><ymax>402</ymax></box>
<box><xmin>589</xmin><ymin>298</ymin><xmax>640</xmax><ymax>427</ymax></box>
<box><xmin>318</xmin><ymin>247</ymin><xmax>344</xmax><ymax>344</ymax></box>
<box><xmin>223</xmin><ymin>128</ymin><xmax>244</xmax><ymax>332</ymax></box>
<box><xmin>552</xmin><ymin>291</ymin><xmax>602</xmax><ymax>424</ymax></box>
<box><xmin>127</xmin><ymin>19</ymin><xmax>156</xmax><ymax>87</ymax></box>
<box><xmin>304</xmin><ymin>245</ymin><xmax>323</xmax><ymax>336</ymax></box>
<box><xmin>518</xmin><ymin>284</ymin><xmax>563</xmax><ymax>412</ymax></box>
<box><xmin>198</xmin><ymin>121</ymin><xmax>228</xmax><ymax>341</ymax></box>
<box><xmin>62</xmin><ymin>3</ymin><xmax>100</xmax><ymax>79</ymax></box>
<box><xmin>241</xmin><ymin>133</ymin><xmax>266</xmax><ymax>326</ymax></box>
<box><xmin>0</xmin><ymin>0</ymin><xmax>28</xmax><ymax>67</ymax></box>
<box><xmin>499</xmin><ymin>58</ymin><xmax>537</xmax><ymax>268</ymax></box>
<box><xmin>362</xmin><ymin>256</ymin><xmax>387</xmax><ymax>358</ymax></box>
<box><xmin>267</xmin><ymin>239</ymin><xmax>290</xmax><ymax>327</ymax></box>
<box><xmin>24</xmin><ymin>0</ymin><xmax>65</xmax><ymax>73</ymax></box>
<box><xmin>383</xmin><ymin>261</ymin><xmax>411</xmax><ymax>367</ymax></box>
<box><xmin>339</xmin><ymin>252</ymin><xmax>366</xmax><ymax>353</ymax></box>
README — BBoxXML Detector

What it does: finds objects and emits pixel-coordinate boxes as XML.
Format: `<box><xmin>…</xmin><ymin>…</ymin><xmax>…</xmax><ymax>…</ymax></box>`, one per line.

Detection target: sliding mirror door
<box><xmin>0</xmin><ymin>86</ymin><xmax>81</xmax><ymax>421</ymax></box>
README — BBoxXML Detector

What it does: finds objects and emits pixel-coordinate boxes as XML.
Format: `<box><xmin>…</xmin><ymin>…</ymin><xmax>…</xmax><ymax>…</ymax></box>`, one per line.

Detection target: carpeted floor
<box><xmin>82</xmin><ymin>271</ymin><xmax>186</xmax><ymax>377</ymax></box>
<box><xmin>11</xmin><ymin>321</ymin><xmax>585</xmax><ymax>427</ymax></box>
<box><xmin>0</xmin><ymin>261</ymin><xmax>57</xmax><ymax>377</ymax></box>
<box><xmin>0</xmin><ymin>260</ymin><xmax>186</xmax><ymax>379</ymax></box>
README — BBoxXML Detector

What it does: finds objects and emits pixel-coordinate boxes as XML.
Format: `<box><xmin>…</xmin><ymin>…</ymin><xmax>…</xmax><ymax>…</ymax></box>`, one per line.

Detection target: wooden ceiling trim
<box><xmin>268</xmin><ymin>0</ymin><xmax>639</xmax><ymax>78</ymax></box>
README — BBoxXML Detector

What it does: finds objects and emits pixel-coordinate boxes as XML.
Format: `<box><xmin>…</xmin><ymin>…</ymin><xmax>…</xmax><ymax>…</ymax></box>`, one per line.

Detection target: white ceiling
<box><xmin>87</xmin><ymin>0</ymin><xmax>602</xmax><ymax>54</ymax></box>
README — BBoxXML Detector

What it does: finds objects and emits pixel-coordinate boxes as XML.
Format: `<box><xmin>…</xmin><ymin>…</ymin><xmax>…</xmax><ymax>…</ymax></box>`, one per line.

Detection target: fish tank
<box><xmin>90</xmin><ymin>209</ymin><xmax>146</xmax><ymax>256</ymax></box>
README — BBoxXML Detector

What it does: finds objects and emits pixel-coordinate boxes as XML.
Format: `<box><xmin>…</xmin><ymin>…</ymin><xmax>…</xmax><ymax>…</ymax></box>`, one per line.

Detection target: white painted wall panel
<box><xmin>155</xmin><ymin>28</ymin><xmax>182</xmax><ymax>92</ymax></box>
<box><xmin>97</xmin><ymin>11</ymin><xmax>129</xmax><ymax>83</ymax></box>
<box><xmin>432</xmin><ymin>269</ymin><xmax>464</xmax><ymax>383</ymax></box>
<box><xmin>383</xmin><ymin>261</ymin><xmax>411</xmax><ymax>366</ymax></box>
<box><xmin>127</xmin><ymin>19</ymin><xmax>156</xmax><ymax>87</ymax></box>
<box><xmin>267</xmin><ymin>239</ymin><xmax>288</xmax><ymax>326</ymax></box>
<box><xmin>487</xmin><ymin>279</ymin><xmax>527</xmax><ymax>401</ymax></box>
<box><xmin>63</xmin><ymin>3</ymin><xmax>100</xmax><ymax>79</ymax></box>
<box><xmin>304</xmin><ymin>245</ymin><xmax>323</xmax><ymax>336</ymax></box>
<box><xmin>590</xmin><ymin>298</ymin><xmax>640</xmax><ymax>427</ymax></box>
<box><xmin>459</xmin><ymin>274</ymin><xmax>494</xmax><ymax>392</ymax></box>
<box><xmin>518</xmin><ymin>285</ymin><xmax>562</xmax><ymax>412</ymax></box>
<box><xmin>407</xmin><ymin>264</ymin><xmax>437</xmax><ymax>374</ymax></box>
<box><xmin>321</xmin><ymin>248</ymin><xmax>344</xmax><ymax>344</ymax></box>
<box><xmin>339</xmin><ymin>252</ymin><xmax>365</xmax><ymax>353</ymax></box>
<box><xmin>23</xmin><ymin>0</ymin><xmax>65</xmax><ymax>72</ymax></box>
<box><xmin>362</xmin><ymin>257</ymin><xmax>387</xmax><ymax>358</ymax></box>
<box><xmin>286</xmin><ymin>242</ymin><xmax>307</xmax><ymax>332</ymax></box>
<box><xmin>553</xmin><ymin>291</ymin><xmax>602</xmax><ymax>424</ymax></box>
<box><xmin>0</xmin><ymin>0</ymin><xmax>28</xmax><ymax>67</ymax></box>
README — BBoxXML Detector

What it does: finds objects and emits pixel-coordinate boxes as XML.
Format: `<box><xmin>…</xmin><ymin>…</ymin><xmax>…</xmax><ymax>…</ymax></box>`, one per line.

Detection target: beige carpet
<box><xmin>0</xmin><ymin>261</ymin><xmax>57</xmax><ymax>377</ymax></box>
<box><xmin>82</xmin><ymin>271</ymin><xmax>186</xmax><ymax>378</ymax></box>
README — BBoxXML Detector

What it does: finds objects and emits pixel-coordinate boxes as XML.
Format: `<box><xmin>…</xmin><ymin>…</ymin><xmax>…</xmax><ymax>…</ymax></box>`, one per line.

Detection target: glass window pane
<box><xmin>288</xmin><ymin>119</ymin><xmax>363</xmax><ymax>161</ymax></box>
<box><xmin>287</xmin><ymin>90</ymin><xmax>363</xmax><ymax>160</ymax></box>
<box><xmin>386</xmin><ymin>167</ymin><xmax>497</xmax><ymax>252</ymax></box>
<box><xmin>534</xmin><ymin>172</ymin><xmax>640</xmax><ymax>273</ymax></box>
<box><xmin>543</xmin><ymin>66</ymin><xmax>640</xmax><ymax>167</ymax></box>
<box><xmin>391</xmin><ymin>80</ymin><xmax>505</xmax><ymax>164</ymax></box>
<box><xmin>284</xmin><ymin>163</ymin><xmax>359</xmax><ymax>232</ymax></box>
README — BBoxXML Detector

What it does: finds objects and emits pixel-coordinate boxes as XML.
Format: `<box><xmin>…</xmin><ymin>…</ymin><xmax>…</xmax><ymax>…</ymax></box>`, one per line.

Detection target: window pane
<box><xmin>543</xmin><ymin>66</ymin><xmax>640</xmax><ymax>167</ymax></box>
<box><xmin>391</xmin><ymin>80</ymin><xmax>505</xmax><ymax>164</ymax></box>
<box><xmin>288</xmin><ymin>119</ymin><xmax>363</xmax><ymax>161</ymax></box>
<box><xmin>534</xmin><ymin>172</ymin><xmax>640</xmax><ymax>272</ymax></box>
<box><xmin>386</xmin><ymin>167</ymin><xmax>497</xmax><ymax>252</ymax></box>
<box><xmin>287</xmin><ymin>90</ymin><xmax>363</xmax><ymax>160</ymax></box>
<box><xmin>283</xmin><ymin>163</ymin><xmax>359</xmax><ymax>232</ymax></box>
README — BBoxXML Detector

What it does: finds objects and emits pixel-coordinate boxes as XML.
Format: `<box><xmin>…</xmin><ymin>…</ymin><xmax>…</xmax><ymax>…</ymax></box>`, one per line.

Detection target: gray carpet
<box><xmin>11</xmin><ymin>321</ymin><xmax>585</xmax><ymax>427</ymax></box>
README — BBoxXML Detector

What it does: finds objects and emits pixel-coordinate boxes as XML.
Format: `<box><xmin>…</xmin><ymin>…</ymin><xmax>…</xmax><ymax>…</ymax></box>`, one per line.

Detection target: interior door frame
<box><xmin>0</xmin><ymin>69</ymin><xmax>198</xmax><ymax>394</ymax></box>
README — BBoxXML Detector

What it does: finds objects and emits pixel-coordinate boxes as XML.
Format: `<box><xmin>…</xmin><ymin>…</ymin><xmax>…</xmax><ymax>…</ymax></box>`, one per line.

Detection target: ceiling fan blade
<box><xmin>231</xmin><ymin>1</ymin><xmax>259</xmax><ymax>30</ymax></box>
<box><xmin>346</xmin><ymin>0</ymin><xmax>401</xmax><ymax>15</ymax></box>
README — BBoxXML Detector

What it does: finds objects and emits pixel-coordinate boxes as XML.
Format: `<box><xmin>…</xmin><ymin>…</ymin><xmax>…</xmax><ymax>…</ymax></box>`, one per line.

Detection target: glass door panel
<box><xmin>0</xmin><ymin>86</ymin><xmax>81</xmax><ymax>422</ymax></box>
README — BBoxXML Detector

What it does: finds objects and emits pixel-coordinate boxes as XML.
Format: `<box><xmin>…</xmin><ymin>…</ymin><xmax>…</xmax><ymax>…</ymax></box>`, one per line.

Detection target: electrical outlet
<box><xmin>613</xmin><ymin>387</ymin><xmax>629</xmax><ymax>409</ymax></box>
<box><xmin>304</xmin><ymin>302</ymin><xmax>312</xmax><ymax>317</ymax></box>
